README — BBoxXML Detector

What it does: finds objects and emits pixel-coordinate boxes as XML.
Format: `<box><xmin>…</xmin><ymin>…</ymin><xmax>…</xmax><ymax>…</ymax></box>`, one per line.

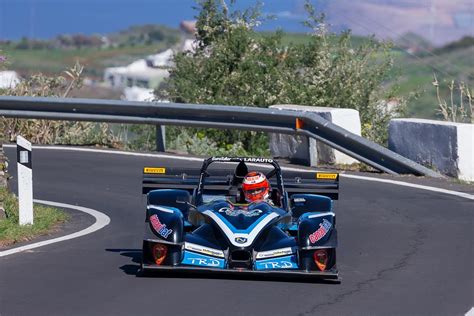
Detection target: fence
<box><xmin>0</xmin><ymin>96</ymin><xmax>442</xmax><ymax>177</ymax></box>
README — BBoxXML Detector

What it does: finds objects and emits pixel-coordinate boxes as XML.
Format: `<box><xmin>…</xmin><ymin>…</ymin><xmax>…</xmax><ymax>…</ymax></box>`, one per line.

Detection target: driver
<box><xmin>242</xmin><ymin>171</ymin><xmax>271</xmax><ymax>203</ymax></box>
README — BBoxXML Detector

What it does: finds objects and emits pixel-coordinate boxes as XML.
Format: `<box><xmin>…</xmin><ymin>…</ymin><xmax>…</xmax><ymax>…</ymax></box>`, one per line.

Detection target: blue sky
<box><xmin>0</xmin><ymin>0</ymin><xmax>311</xmax><ymax>40</ymax></box>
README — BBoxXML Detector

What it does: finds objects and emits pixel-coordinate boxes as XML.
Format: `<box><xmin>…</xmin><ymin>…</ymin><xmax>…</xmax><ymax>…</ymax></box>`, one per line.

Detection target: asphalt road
<box><xmin>1</xmin><ymin>147</ymin><xmax>473</xmax><ymax>316</ymax></box>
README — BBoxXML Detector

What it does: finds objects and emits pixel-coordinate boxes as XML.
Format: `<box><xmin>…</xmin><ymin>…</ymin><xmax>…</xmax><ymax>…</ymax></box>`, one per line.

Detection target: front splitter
<box><xmin>141</xmin><ymin>264</ymin><xmax>340</xmax><ymax>282</ymax></box>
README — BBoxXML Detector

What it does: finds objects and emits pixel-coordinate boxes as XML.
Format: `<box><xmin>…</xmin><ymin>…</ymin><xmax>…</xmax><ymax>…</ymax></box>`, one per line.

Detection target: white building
<box><xmin>103</xmin><ymin>36</ymin><xmax>197</xmax><ymax>102</ymax></box>
<box><xmin>0</xmin><ymin>71</ymin><xmax>20</xmax><ymax>89</ymax></box>
<box><xmin>103</xmin><ymin>49</ymin><xmax>173</xmax><ymax>92</ymax></box>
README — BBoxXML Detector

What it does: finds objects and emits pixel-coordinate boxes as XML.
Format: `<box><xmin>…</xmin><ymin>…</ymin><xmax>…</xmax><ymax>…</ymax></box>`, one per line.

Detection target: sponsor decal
<box><xmin>235</xmin><ymin>237</ymin><xmax>248</xmax><ymax>244</ymax></box>
<box><xmin>244</xmin><ymin>175</ymin><xmax>260</xmax><ymax>184</ymax></box>
<box><xmin>316</xmin><ymin>173</ymin><xmax>338</xmax><ymax>180</ymax></box>
<box><xmin>188</xmin><ymin>257</ymin><xmax>221</xmax><ymax>267</ymax></box>
<box><xmin>256</xmin><ymin>247</ymin><xmax>293</xmax><ymax>259</ymax></box>
<box><xmin>260</xmin><ymin>261</ymin><xmax>294</xmax><ymax>269</ymax></box>
<box><xmin>309</xmin><ymin>219</ymin><xmax>332</xmax><ymax>243</ymax></box>
<box><xmin>218</xmin><ymin>207</ymin><xmax>262</xmax><ymax>217</ymax></box>
<box><xmin>182</xmin><ymin>251</ymin><xmax>225</xmax><ymax>268</ymax></box>
<box><xmin>255</xmin><ymin>255</ymin><xmax>298</xmax><ymax>270</ymax></box>
<box><xmin>149</xmin><ymin>214</ymin><xmax>173</xmax><ymax>239</ymax></box>
<box><xmin>211</xmin><ymin>157</ymin><xmax>274</xmax><ymax>163</ymax></box>
<box><xmin>144</xmin><ymin>167</ymin><xmax>166</xmax><ymax>174</ymax></box>
<box><xmin>184</xmin><ymin>242</ymin><xmax>225</xmax><ymax>258</ymax></box>
<box><xmin>212</xmin><ymin>157</ymin><xmax>232</xmax><ymax>161</ymax></box>
<box><xmin>293</xmin><ymin>197</ymin><xmax>306</xmax><ymax>203</ymax></box>
<box><xmin>243</xmin><ymin>157</ymin><xmax>274</xmax><ymax>163</ymax></box>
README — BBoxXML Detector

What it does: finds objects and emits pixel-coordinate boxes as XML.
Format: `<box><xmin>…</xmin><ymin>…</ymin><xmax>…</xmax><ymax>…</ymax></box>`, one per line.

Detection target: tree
<box><xmin>160</xmin><ymin>0</ymin><xmax>404</xmax><ymax>153</ymax></box>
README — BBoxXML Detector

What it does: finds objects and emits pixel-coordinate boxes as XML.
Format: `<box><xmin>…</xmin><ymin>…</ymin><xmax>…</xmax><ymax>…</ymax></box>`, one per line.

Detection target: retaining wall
<box><xmin>269</xmin><ymin>105</ymin><xmax>361</xmax><ymax>166</ymax></box>
<box><xmin>389</xmin><ymin>118</ymin><xmax>473</xmax><ymax>181</ymax></box>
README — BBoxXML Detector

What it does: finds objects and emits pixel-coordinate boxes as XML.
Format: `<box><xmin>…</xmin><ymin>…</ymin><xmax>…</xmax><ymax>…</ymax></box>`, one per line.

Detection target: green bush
<box><xmin>159</xmin><ymin>0</ymin><xmax>405</xmax><ymax>150</ymax></box>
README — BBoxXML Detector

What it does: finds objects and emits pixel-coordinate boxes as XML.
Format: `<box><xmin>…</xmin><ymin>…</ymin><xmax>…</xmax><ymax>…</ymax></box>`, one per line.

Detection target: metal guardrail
<box><xmin>0</xmin><ymin>96</ymin><xmax>442</xmax><ymax>177</ymax></box>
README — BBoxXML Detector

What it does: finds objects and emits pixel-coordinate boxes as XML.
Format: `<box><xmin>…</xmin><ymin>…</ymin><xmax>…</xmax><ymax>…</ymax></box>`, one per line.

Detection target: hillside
<box><xmin>0</xmin><ymin>25</ymin><xmax>180</xmax><ymax>78</ymax></box>
<box><xmin>393</xmin><ymin>43</ymin><xmax>473</xmax><ymax>119</ymax></box>
<box><xmin>321</xmin><ymin>0</ymin><xmax>473</xmax><ymax>46</ymax></box>
<box><xmin>1</xmin><ymin>25</ymin><xmax>472</xmax><ymax>119</ymax></box>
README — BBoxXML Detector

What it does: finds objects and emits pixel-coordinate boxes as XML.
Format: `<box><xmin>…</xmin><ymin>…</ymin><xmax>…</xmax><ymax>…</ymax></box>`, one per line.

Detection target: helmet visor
<box><xmin>246</xmin><ymin>188</ymin><xmax>266</xmax><ymax>196</ymax></box>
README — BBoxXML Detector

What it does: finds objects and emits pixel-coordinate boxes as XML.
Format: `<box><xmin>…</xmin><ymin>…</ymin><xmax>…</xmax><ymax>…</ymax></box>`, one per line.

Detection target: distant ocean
<box><xmin>0</xmin><ymin>0</ymin><xmax>313</xmax><ymax>40</ymax></box>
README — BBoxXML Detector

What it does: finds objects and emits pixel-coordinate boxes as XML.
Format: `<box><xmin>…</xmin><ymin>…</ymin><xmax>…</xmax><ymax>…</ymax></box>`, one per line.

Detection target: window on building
<box><xmin>136</xmin><ymin>79</ymin><xmax>149</xmax><ymax>88</ymax></box>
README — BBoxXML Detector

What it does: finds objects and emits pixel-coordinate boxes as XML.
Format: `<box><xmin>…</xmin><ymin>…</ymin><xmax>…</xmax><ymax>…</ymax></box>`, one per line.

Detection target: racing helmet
<box><xmin>242</xmin><ymin>171</ymin><xmax>270</xmax><ymax>202</ymax></box>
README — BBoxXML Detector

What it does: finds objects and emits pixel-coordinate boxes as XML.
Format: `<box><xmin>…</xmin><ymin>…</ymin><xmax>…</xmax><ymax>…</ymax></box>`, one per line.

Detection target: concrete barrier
<box><xmin>389</xmin><ymin>118</ymin><xmax>474</xmax><ymax>181</ymax></box>
<box><xmin>269</xmin><ymin>105</ymin><xmax>361</xmax><ymax>166</ymax></box>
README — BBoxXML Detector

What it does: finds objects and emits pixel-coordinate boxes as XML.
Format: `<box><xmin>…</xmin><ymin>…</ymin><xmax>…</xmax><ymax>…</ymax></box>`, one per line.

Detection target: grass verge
<box><xmin>0</xmin><ymin>188</ymin><xmax>69</xmax><ymax>248</ymax></box>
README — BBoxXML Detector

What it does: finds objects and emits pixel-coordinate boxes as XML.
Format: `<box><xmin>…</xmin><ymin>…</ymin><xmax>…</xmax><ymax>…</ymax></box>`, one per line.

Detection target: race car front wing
<box><xmin>141</xmin><ymin>263</ymin><xmax>339</xmax><ymax>281</ymax></box>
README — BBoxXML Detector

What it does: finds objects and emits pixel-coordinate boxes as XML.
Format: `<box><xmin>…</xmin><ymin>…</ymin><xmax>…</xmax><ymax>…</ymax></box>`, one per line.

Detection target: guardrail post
<box><xmin>17</xmin><ymin>135</ymin><xmax>33</xmax><ymax>225</ymax></box>
<box><xmin>156</xmin><ymin>125</ymin><xmax>166</xmax><ymax>152</ymax></box>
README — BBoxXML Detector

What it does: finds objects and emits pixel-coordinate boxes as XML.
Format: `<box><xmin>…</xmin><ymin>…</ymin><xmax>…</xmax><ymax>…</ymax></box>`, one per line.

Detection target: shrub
<box><xmin>159</xmin><ymin>0</ymin><xmax>405</xmax><ymax>150</ymax></box>
<box><xmin>433</xmin><ymin>74</ymin><xmax>473</xmax><ymax>124</ymax></box>
<box><xmin>0</xmin><ymin>62</ymin><xmax>122</xmax><ymax>147</ymax></box>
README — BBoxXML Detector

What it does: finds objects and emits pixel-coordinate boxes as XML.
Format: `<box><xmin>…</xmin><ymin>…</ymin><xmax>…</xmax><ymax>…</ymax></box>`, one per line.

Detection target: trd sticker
<box><xmin>182</xmin><ymin>251</ymin><xmax>225</xmax><ymax>268</ymax></box>
<box><xmin>309</xmin><ymin>219</ymin><xmax>332</xmax><ymax>244</ymax></box>
<box><xmin>259</xmin><ymin>261</ymin><xmax>294</xmax><ymax>269</ymax></box>
<box><xmin>255</xmin><ymin>255</ymin><xmax>298</xmax><ymax>270</ymax></box>
<box><xmin>149</xmin><ymin>214</ymin><xmax>173</xmax><ymax>239</ymax></box>
<box><xmin>218</xmin><ymin>207</ymin><xmax>262</xmax><ymax>217</ymax></box>
<box><xmin>187</xmin><ymin>257</ymin><xmax>222</xmax><ymax>267</ymax></box>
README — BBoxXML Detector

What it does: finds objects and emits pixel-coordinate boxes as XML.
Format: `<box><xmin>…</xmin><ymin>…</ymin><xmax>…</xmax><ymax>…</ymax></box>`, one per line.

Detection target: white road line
<box><xmin>3</xmin><ymin>144</ymin><xmax>204</xmax><ymax>162</ymax></box>
<box><xmin>0</xmin><ymin>199</ymin><xmax>111</xmax><ymax>257</ymax></box>
<box><xmin>466</xmin><ymin>307</ymin><xmax>474</xmax><ymax>316</ymax></box>
<box><xmin>3</xmin><ymin>144</ymin><xmax>473</xmax><ymax>201</ymax></box>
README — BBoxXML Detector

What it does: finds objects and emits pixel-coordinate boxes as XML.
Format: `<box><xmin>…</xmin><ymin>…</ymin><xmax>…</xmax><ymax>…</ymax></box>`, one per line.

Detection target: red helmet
<box><xmin>242</xmin><ymin>171</ymin><xmax>270</xmax><ymax>202</ymax></box>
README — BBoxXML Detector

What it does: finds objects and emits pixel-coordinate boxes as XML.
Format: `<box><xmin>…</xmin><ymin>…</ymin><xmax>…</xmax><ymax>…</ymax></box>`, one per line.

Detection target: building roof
<box><xmin>180</xmin><ymin>20</ymin><xmax>197</xmax><ymax>34</ymax></box>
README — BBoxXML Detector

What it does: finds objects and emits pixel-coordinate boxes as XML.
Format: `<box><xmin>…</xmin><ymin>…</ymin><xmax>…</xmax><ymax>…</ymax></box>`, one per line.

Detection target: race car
<box><xmin>140</xmin><ymin>157</ymin><xmax>339</xmax><ymax>281</ymax></box>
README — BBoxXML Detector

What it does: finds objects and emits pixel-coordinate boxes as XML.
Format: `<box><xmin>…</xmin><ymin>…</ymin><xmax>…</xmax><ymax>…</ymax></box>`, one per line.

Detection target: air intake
<box><xmin>229</xmin><ymin>250</ymin><xmax>252</xmax><ymax>269</ymax></box>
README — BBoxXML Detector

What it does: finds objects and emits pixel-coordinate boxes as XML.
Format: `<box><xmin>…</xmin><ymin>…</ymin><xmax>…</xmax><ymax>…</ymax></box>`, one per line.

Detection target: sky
<box><xmin>0</xmin><ymin>0</ymin><xmax>472</xmax><ymax>45</ymax></box>
<box><xmin>0</xmin><ymin>0</ymin><xmax>310</xmax><ymax>40</ymax></box>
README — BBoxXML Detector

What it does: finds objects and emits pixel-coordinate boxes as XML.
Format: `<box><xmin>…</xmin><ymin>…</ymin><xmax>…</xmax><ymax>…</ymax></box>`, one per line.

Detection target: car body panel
<box><xmin>140</xmin><ymin>157</ymin><xmax>340</xmax><ymax>281</ymax></box>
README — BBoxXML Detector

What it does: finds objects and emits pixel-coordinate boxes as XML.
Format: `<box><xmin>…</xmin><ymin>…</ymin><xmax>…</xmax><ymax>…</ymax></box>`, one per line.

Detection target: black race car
<box><xmin>140</xmin><ymin>157</ymin><xmax>339</xmax><ymax>281</ymax></box>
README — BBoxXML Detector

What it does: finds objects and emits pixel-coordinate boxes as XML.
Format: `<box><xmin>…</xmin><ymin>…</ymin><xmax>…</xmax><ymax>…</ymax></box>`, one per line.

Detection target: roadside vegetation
<box><xmin>0</xmin><ymin>55</ymin><xmax>77</xmax><ymax>245</ymax></box>
<box><xmin>432</xmin><ymin>75</ymin><xmax>473</xmax><ymax>123</ymax></box>
<box><xmin>392</xmin><ymin>40</ymin><xmax>473</xmax><ymax>120</ymax></box>
<box><xmin>0</xmin><ymin>60</ymin><xmax>117</xmax><ymax>145</ymax></box>
<box><xmin>0</xmin><ymin>187</ymin><xmax>68</xmax><ymax>247</ymax></box>
<box><xmin>0</xmin><ymin>1</ymin><xmax>472</xmax><ymax>157</ymax></box>
<box><xmin>157</xmin><ymin>0</ymin><xmax>405</xmax><ymax>155</ymax></box>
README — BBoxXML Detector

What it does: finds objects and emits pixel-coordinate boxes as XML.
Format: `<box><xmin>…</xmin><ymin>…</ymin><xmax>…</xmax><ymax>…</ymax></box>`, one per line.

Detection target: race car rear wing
<box><xmin>142</xmin><ymin>167</ymin><xmax>339</xmax><ymax>200</ymax></box>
